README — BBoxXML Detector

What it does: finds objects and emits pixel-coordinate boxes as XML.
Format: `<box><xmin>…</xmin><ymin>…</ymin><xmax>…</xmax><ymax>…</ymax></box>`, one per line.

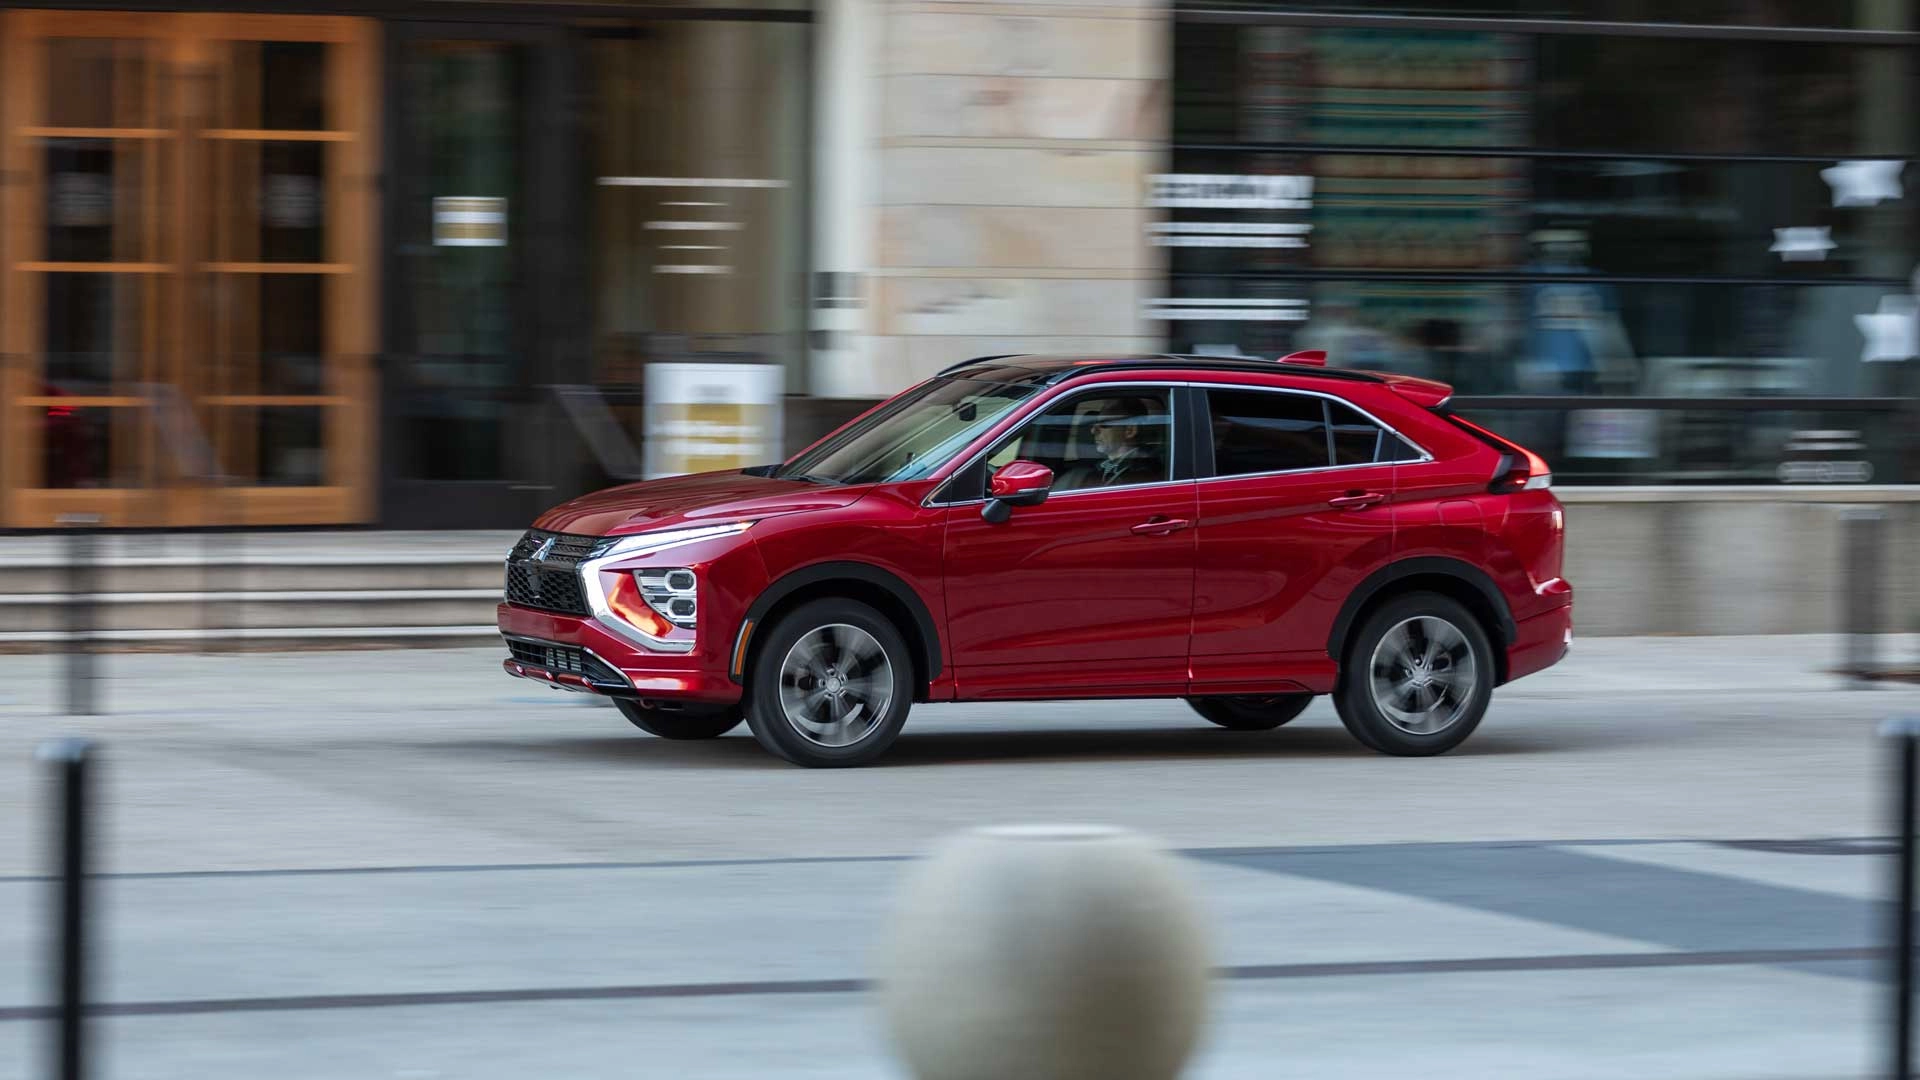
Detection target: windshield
<box><xmin>778</xmin><ymin>377</ymin><xmax>1039</xmax><ymax>485</ymax></box>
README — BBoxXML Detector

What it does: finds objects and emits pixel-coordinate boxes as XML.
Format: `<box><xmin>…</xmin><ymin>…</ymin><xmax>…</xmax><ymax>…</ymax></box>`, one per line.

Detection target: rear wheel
<box><xmin>1186</xmin><ymin>694</ymin><xmax>1312</xmax><ymax>731</ymax></box>
<box><xmin>1334</xmin><ymin>592</ymin><xmax>1494</xmax><ymax>756</ymax></box>
<box><xmin>744</xmin><ymin>598</ymin><xmax>914</xmax><ymax>767</ymax></box>
<box><xmin>614</xmin><ymin>699</ymin><xmax>743</xmax><ymax>740</ymax></box>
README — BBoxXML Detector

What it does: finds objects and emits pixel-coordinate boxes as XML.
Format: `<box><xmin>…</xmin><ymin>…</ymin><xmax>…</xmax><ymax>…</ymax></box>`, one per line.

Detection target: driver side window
<box><xmin>982</xmin><ymin>388</ymin><xmax>1173</xmax><ymax>496</ymax></box>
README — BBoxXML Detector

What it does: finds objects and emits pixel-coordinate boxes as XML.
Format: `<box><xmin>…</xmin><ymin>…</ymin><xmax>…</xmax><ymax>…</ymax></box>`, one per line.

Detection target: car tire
<box><xmin>744</xmin><ymin>597</ymin><xmax>915</xmax><ymax>768</ymax></box>
<box><xmin>1333</xmin><ymin>592</ymin><xmax>1495</xmax><ymax>757</ymax></box>
<box><xmin>614</xmin><ymin>699</ymin><xmax>743</xmax><ymax>740</ymax></box>
<box><xmin>1185</xmin><ymin>694</ymin><xmax>1312</xmax><ymax>731</ymax></box>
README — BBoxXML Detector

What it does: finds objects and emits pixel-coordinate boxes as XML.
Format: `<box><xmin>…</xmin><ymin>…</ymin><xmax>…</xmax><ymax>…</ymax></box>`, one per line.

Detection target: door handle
<box><xmin>1328</xmin><ymin>491</ymin><xmax>1386</xmax><ymax>510</ymax></box>
<box><xmin>1131</xmin><ymin>517</ymin><xmax>1191</xmax><ymax>536</ymax></box>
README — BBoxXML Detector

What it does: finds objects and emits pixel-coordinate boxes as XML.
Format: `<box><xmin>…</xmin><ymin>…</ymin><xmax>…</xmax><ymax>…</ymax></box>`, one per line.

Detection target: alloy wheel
<box><xmin>1367</xmin><ymin>615</ymin><xmax>1478</xmax><ymax>736</ymax></box>
<box><xmin>777</xmin><ymin>623</ymin><xmax>896</xmax><ymax>747</ymax></box>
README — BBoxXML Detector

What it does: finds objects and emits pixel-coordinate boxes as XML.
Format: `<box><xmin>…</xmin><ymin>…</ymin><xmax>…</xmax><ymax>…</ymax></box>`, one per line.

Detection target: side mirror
<box><xmin>982</xmin><ymin>460</ymin><xmax>1052</xmax><ymax>524</ymax></box>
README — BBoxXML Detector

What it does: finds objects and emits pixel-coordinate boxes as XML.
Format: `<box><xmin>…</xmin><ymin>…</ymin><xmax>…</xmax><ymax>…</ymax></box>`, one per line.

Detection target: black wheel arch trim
<box><xmin>732</xmin><ymin>561</ymin><xmax>943</xmax><ymax>685</ymax></box>
<box><xmin>1328</xmin><ymin>557</ymin><xmax>1519</xmax><ymax>660</ymax></box>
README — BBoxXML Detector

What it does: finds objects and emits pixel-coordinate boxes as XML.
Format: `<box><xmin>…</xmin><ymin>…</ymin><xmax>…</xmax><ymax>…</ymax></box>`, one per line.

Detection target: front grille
<box><xmin>508</xmin><ymin>529</ymin><xmax>599</xmax><ymax>568</ymax></box>
<box><xmin>504</xmin><ymin>529</ymin><xmax>598</xmax><ymax>616</ymax></box>
<box><xmin>505</xmin><ymin>639</ymin><xmax>624</xmax><ymax>685</ymax></box>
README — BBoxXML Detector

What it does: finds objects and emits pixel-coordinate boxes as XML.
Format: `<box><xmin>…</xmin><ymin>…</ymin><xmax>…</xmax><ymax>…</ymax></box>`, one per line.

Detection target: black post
<box><xmin>57</xmin><ymin>514</ymin><xmax>101</xmax><ymax>716</ymax></box>
<box><xmin>1843</xmin><ymin>507</ymin><xmax>1886</xmax><ymax>686</ymax></box>
<box><xmin>1886</xmin><ymin>718</ymin><xmax>1920</xmax><ymax>1079</ymax></box>
<box><xmin>38</xmin><ymin>738</ymin><xmax>93</xmax><ymax>1080</ymax></box>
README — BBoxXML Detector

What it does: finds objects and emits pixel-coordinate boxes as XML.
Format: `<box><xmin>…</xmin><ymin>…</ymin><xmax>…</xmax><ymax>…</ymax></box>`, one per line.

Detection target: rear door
<box><xmin>1189</xmin><ymin>386</ymin><xmax>1408</xmax><ymax>694</ymax></box>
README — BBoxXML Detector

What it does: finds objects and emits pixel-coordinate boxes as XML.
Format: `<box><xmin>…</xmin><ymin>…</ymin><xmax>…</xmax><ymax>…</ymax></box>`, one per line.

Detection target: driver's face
<box><xmin>1091</xmin><ymin>414</ymin><xmax>1137</xmax><ymax>459</ymax></box>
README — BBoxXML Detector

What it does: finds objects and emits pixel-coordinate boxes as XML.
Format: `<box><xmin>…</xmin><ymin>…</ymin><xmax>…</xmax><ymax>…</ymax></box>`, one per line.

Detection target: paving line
<box><xmin>0</xmin><ymin>947</ymin><xmax>1882</xmax><ymax>1022</ymax></box>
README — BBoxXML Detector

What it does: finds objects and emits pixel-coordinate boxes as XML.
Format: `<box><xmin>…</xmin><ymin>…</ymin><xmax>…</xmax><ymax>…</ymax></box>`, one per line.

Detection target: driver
<box><xmin>1059</xmin><ymin>397</ymin><xmax>1165</xmax><ymax>489</ymax></box>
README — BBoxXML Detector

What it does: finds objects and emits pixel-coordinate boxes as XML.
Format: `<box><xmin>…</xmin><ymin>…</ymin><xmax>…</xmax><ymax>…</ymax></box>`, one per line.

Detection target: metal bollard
<box><xmin>37</xmin><ymin>738</ymin><xmax>95</xmax><ymax>1080</ymax></box>
<box><xmin>1843</xmin><ymin>507</ymin><xmax>1887</xmax><ymax>686</ymax></box>
<box><xmin>56</xmin><ymin>514</ymin><xmax>102</xmax><ymax>716</ymax></box>
<box><xmin>1885</xmin><ymin>718</ymin><xmax>1920</xmax><ymax>1079</ymax></box>
<box><xmin>878</xmin><ymin>825</ymin><xmax>1211</xmax><ymax>1080</ymax></box>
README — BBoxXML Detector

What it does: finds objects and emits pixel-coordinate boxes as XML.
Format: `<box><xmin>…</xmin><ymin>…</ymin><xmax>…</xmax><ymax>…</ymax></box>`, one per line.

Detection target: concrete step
<box><xmin>0</xmin><ymin>559</ymin><xmax>507</xmax><ymax>595</ymax></box>
<box><xmin>0</xmin><ymin>531</ymin><xmax>529</xmax><ymax>652</ymax></box>
<box><xmin>0</xmin><ymin>624</ymin><xmax>502</xmax><ymax>654</ymax></box>
<box><xmin>0</xmin><ymin>589</ymin><xmax>503</xmax><ymax>633</ymax></box>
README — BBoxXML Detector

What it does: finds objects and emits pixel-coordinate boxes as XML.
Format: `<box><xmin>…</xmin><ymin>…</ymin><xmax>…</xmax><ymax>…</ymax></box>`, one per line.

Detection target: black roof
<box><xmin>937</xmin><ymin>353</ymin><xmax>1387</xmax><ymax>387</ymax></box>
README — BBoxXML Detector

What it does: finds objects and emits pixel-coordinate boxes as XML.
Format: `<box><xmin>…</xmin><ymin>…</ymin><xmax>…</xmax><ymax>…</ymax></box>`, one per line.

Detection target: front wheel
<box><xmin>614</xmin><ymin>699</ymin><xmax>743</xmax><ymax>740</ymax></box>
<box><xmin>1334</xmin><ymin>592</ymin><xmax>1494</xmax><ymax>756</ymax></box>
<box><xmin>1186</xmin><ymin>694</ymin><xmax>1312</xmax><ymax>731</ymax></box>
<box><xmin>744</xmin><ymin>598</ymin><xmax>915</xmax><ymax>767</ymax></box>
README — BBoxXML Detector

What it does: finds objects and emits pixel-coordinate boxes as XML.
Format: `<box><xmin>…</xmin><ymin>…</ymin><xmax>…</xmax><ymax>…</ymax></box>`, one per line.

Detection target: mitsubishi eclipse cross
<box><xmin>498</xmin><ymin>351</ymin><xmax>1572</xmax><ymax>767</ymax></box>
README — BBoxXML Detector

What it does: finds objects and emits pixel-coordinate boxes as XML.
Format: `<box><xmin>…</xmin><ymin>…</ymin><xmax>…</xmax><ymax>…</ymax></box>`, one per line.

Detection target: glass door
<box><xmin>382</xmin><ymin>22</ymin><xmax>580</xmax><ymax>527</ymax></box>
<box><xmin>0</xmin><ymin>11</ymin><xmax>379</xmax><ymax>528</ymax></box>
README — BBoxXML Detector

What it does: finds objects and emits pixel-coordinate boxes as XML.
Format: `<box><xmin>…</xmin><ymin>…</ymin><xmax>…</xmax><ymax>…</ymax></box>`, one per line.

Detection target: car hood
<box><xmin>533</xmin><ymin>470</ymin><xmax>869</xmax><ymax>537</ymax></box>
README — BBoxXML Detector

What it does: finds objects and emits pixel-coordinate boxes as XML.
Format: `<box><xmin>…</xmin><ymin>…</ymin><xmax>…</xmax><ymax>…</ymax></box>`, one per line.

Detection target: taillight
<box><xmin>1450</xmin><ymin>416</ymin><xmax>1552</xmax><ymax>492</ymax></box>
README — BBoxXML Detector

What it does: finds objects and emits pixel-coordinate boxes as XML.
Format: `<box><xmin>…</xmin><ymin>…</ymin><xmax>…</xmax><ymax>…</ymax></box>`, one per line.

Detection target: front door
<box><xmin>0</xmin><ymin>11</ymin><xmax>379</xmax><ymax>527</ymax></box>
<box><xmin>941</xmin><ymin>385</ymin><xmax>1197</xmax><ymax>699</ymax></box>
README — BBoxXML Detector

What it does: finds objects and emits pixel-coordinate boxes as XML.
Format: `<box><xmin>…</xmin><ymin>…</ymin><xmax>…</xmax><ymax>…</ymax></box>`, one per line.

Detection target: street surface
<box><xmin>1</xmin><ymin>634</ymin><xmax>1917</xmax><ymax>1078</ymax></box>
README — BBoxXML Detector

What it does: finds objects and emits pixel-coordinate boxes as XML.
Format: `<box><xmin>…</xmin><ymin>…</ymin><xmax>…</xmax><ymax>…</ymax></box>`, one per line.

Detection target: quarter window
<box><xmin>1329</xmin><ymin>401</ymin><xmax>1384</xmax><ymax>466</ymax></box>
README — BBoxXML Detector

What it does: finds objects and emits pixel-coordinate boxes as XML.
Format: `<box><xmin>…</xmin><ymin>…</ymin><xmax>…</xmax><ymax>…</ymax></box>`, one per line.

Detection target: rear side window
<box><xmin>1206</xmin><ymin>390</ymin><xmax>1327</xmax><ymax>476</ymax></box>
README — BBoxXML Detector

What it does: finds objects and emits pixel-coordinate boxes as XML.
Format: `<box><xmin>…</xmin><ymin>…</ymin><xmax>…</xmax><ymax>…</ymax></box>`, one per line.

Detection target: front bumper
<box><xmin>497</xmin><ymin>603</ymin><xmax>744</xmax><ymax>704</ymax></box>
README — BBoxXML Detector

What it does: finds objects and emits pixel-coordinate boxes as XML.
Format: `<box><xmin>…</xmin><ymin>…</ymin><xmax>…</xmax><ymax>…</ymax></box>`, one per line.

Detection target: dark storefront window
<box><xmin>1165</xmin><ymin>12</ymin><xmax>1920</xmax><ymax>484</ymax></box>
<box><xmin>380</xmin><ymin>11</ymin><xmax>809</xmax><ymax>525</ymax></box>
<box><xmin>591</xmin><ymin>20</ymin><xmax>809</xmax><ymax>389</ymax></box>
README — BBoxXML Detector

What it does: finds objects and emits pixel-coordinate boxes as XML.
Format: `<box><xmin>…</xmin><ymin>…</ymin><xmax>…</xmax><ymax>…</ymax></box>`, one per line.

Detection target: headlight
<box><xmin>591</xmin><ymin>521</ymin><xmax>754</xmax><ymax>560</ymax></box>
<box><xmin>637</xmin><ymin>567</ymin><xmax>699</xmax><ymax>628</ymax></box>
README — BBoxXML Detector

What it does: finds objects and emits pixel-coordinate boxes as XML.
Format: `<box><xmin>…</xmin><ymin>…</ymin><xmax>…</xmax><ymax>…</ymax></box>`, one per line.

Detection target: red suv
<box><xmin>498</xmin><ymin>352</ymin><xmax>1572</xmax><ymax>767</ymax></box>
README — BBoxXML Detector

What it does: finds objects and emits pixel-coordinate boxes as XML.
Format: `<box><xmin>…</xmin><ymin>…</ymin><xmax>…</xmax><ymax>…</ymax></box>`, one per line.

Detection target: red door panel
<box><xmin>942</xmin><ymin>483</ymin><xmax>1197</xmax><ymax>698</ymax></box>
<box><xmin>1190</xmin><ymin>463</ymin><xmax>1397</xmax><ymax>694</ymax></box>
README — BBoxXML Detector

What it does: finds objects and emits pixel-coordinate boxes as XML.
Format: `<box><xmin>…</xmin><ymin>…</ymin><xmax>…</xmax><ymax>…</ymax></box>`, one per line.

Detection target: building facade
<box><xmin>1</xmin><ymin>0</ymin><xmax>1916</xmax><ymax>532</ymax></box>
<box><xmin>0</xmin><ymin>0</ymin><xmax>810</xmax><ymax>529</ymax></box>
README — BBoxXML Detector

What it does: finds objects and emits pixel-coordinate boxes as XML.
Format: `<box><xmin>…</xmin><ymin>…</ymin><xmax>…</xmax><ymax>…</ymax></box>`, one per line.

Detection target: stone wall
<box><xmin>1559</xmin><ymin>487</ymin><xmax>1920</xmax><ymax>636</ymax></box>
<box><xmin>812</xmin><ymin>0</ymin><xmax>1170</xmax><ymax>397</ymax></box>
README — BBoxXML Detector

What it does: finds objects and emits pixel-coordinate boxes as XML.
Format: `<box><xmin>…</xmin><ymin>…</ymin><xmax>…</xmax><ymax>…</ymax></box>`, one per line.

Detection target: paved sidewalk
<box><xmin>0</xmin><ymin>838</ymin><xmax>1892</xmax><ymax>1079</ymax></box>
<box><xmin>0</xmin><ymin>635</ymin><xmax>1916</xmax><ymax>1078</ymax></box>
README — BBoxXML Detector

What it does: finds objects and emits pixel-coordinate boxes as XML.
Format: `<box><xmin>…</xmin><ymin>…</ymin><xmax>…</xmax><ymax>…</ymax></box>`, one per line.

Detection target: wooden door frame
<box><xmin>0</xmin><ymin>10</ymin><xmax>379</xmax><ymax>529</ymax></box>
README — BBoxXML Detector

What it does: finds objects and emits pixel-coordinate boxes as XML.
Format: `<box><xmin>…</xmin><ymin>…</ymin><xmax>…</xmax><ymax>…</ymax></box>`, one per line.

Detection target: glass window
<box><xmin>987</xmin><ymin>390</ymin><xmax>1175</xmax><ymax>494</ymax></box>
<box><xmin>1162</xmin><ymin>149</ymin><xmax>1920</xmax><ymax>282</ymax></box>
<box><xmin>1535</xmin><ymin>36</ymin><xmax>1913</xmax><ymax>156</ymax></box>
<box><xmin>592</xmin><ymin>19</ymin><xmax>809</xmax><ymax>391</ymax></box>
<box><xmin>1380</xmin><ymin>433</ymin><xmax>1427</xmax><ymax>462</ymax></box>
<box><xmin>1207</xmin><ymin>390</ymin><xmax>1329</xmax><ymax>476</ymax></box>
<box><xmin>1164</xmin><ymin>279</ymin><xmax>1910</xmax><ymax>400</ymax></box>
<box><xmin>1458</xmin><ymin>404</ymin><xmax>1910</xmax><ymax>485</ymax></box>
<box><xmin>1173</xmin><ymin>0</ymin><xmax>1908</xmax><ymax>28</ymax></box>
<box><xmin>780</xmin><ymin>377</ymin><xmax>1038</xmax><ymax>486</ymax></box>
<box><xmin>1329</xmin><ymin>401</ymin><xmax>1385</xmax><ymax>465</ymax></box>
<box><xmin>393</xmin><ymin>39</ymin><xmax>523</xmax><ymax>483</ymax></box>
<box><xmin>1174</xmin><ymin>23</ymin><xmax>1913</xmax><ymax>157</ymax></box>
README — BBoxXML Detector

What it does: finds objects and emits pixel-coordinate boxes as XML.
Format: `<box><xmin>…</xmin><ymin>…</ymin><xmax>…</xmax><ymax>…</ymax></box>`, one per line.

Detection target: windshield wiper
<box><xmin>779</xmin><ymin>472</ymin><xmax>842</xmax><ymax>486</ymax></box>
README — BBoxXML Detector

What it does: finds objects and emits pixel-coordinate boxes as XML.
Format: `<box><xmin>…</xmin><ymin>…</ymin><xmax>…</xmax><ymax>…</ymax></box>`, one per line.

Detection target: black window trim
<box><xmin>1194</xmin><ymin>382</ymin><xmax>1435</xmax><ymax>483</ymax></box>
